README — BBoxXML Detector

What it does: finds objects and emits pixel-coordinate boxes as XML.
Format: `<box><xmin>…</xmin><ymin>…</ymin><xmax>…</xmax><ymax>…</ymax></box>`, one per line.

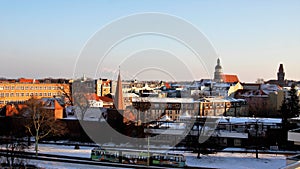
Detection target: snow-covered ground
<box><xmin>185</xmin><ymin>152</ymin><xmax>286</xmax><ymax>169</ymax></box>
<box><xmin>27</xmin><ymin>144</ymin><xmax>129</xmax><ymax>169</ymax></box>
<box><xmin>27</xmin><ymin>144</ymin><xmax>287</xmax><ymax>169</ymax></box>
<box><xmin>29</xmin><ymin>144</ymin><xmax>92</xmax><ymax>158</ymax></box>
<box><xmin>30</xmin><ymin>160</ymin><xmax>129</xmax><ymax>169</ymax></box>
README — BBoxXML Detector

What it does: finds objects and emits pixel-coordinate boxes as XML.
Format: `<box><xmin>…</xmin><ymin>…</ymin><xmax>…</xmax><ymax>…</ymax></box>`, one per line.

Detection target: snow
<box><xmin>217</xmin><ymin>116</ymin><xmax>282</xmax><ymax>124</ymax></box>
<box><xmin>185</xmin><ymin>152</ymin><xmax>286</xmax><ymax>169</ymax></box>
<box><xmin>30</xmin><ymin>160</ymin><xmax>127</xmax><ymax>169</ymax></box>
<box><xmin>28</xmin><ymin>144</ymin><xmax>92</xmax><ymax>158</ymax></box>
<box><xmin>24</xmin><ymin>144</ymin><xmax>288</xmax><ymax>169</ymax></box>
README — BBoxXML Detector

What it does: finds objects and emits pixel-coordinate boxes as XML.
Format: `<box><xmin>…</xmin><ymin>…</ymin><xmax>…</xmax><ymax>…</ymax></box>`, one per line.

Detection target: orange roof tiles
<box><xmin>222</xmin><ymin>74</ymin><xmax>239</xmax><ymax>83</ymax></box>
<box><xmin>98</xmin><ymin>96</ymin><xmax>113</xmax><ymax>102</ymax></box>
<box><xmin>19</xmin><ymin>78</ymin><xmax>39</xmax><ymax>83</ymax></box>
<box><xmin>85</xmin><ymin>93</ymin><xmax>113</xmax><ymax>102</ymax></box>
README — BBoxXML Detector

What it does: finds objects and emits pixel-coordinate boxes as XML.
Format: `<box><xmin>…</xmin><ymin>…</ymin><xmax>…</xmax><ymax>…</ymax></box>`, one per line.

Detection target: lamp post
<box><xmin>147</xmin><ymin>133</ymin><xmax>150</xmax><ymax>167</ymax></box>
<box><xmin>255</xmin><ymin>119</ymin><xmax>259</xmax><ymax>159</ymax></box>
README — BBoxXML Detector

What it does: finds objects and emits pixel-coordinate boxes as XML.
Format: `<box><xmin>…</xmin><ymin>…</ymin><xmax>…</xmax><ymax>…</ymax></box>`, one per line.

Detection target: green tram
<box><xmin>91</xmin><ymin>147</ymin><xmax>186</xmax><ymax>168</ymax></box>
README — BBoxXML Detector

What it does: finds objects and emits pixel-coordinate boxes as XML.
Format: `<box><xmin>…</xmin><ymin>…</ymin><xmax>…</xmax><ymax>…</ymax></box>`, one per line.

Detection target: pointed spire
<box><xmin>278</xmin><ymin>64</ymin><xmax>284</xmax><ymax>72</ymax></box>
<box><xmin>214</xmin><ymin>58</ymin><xmax>223</xmax><ymax>83</ymax></box>
<box><xmin>114</xmin><ymin>68</ymin><xmax>125</xmax><ymax>110</ymax></box>
<box><xmin>277</xmin><ymin>63</ymin><xmax>285</xmax><ymax>86</ymax></box>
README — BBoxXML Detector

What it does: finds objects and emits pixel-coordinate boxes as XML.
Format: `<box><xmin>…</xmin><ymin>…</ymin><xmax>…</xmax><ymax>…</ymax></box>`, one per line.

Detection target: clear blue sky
<box><xmin>1</xmin><ymin>0</ymin><xmax>299</xmax><ymax>82</ymax></box>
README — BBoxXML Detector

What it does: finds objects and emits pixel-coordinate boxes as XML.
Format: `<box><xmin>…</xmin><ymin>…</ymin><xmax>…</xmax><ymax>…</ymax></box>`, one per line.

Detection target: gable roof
<box><xmin>98</xmin><ymin>96</ymin><xmax>113</xmax><ymax>102</ymax></box>
<box><xmin>85</xmin><ymin>93</ymin><xmax>113</xmax><ymax>102</ymax></box>
<box><xmin>222</xmin><ymin>74</ymin><xmax>239</xmax><ymax>83</ymax></box>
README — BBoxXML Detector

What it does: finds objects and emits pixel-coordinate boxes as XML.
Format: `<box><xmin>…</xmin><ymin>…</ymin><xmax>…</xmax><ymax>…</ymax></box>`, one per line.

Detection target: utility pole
<box><xmin>255</xmin><ymin>120</ymin><xmax>259</xmax><ymax>159</ymax></box>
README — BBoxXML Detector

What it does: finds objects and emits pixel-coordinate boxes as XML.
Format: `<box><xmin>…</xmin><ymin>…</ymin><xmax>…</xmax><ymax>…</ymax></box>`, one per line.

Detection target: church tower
<box><xmin>114</xmin><ymin>69</ymin><xmax>125</xmax><ymax>110</ymax></box>
<box><xmin>277</xmin><ymin>64</ymin><xmax>285</xmax><ymax>87</ymax></box>
<box><xmin>214</xmin><ymin>58</ymin><xmax>223</xmax><ymax>83</ymax></box>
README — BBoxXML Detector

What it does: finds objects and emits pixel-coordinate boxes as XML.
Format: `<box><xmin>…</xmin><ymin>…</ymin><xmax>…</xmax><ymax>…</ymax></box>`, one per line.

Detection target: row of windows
<box><xmin>0</xmin><ymin>100</ymin><xmax>25</xmax><ymax>105</ymax></box>
<box><xmin>0</xmin><ymin>92</ymin><xmax>61</xmax><ymax>97</ymax></box>
<box><xmin>0</xmin><ymin>86</ymin><xmax>64</xmax><ymax>90</ymax></box>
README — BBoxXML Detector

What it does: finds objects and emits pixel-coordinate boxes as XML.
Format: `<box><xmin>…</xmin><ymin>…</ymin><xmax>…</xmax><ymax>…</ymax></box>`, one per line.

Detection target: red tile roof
<box><xmin>19</xmin><ymin>78</ymin><xmax>39</xmax><ymax>83</ymax></box>
<box><xmin>85</xmin><ymin>93</ymin><xmax>99</xmax><ymax>101</ymax></box>
<box><xmin>222</xmin><ymin>74</ymin><xmax>239</xmax><ymax>83</ymax></box>
<box><xmin>98</xmin><ymin>96</ymin><xmax>113</xmax><ymax>102</ymax></box>
<box><xmin>85</xmin><ymin>93</ymin><xmax>113</xmax><ymax>102</ymax></box>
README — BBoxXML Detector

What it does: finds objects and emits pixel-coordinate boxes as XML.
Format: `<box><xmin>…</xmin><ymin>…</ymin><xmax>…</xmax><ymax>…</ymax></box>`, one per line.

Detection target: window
<box><xmin>48</xmin><ymin>93</ymin><xmax>51</xmax><ymax>96</ymax></box>
<box><xmin>16</xmin><ymin>93</ymin><xmax>19</xmax><ymax>97</ymax></box>
<box><xmin>5</xmin><ymin>86</ymin><xmax>10</xmax><ymax>90</ymax></box>
<box><xmin>44</xmin><ymin>93</ymin><xmax>47</xmax><ymax>96</ymax></box>
<box><xmin>0</xmin><ymin>93</ymin><xmax>4</xmax><ymax>97</ymax></box>
<box><xmin>39</xmin><ymin>93</ymin><xmax>43</xmax><ymax>96</ymax></box>
<box><xmin>30</xmin><ymin>86</ymin><xmax>34</xmax><ymax>90</ymax></box>
<box><xmin>25</xmin><ymin>86</ymin><xmax>29</xmax><ymax>90</ymax></box>
<box><xmin>26</xmin><ymin>93</ymin><xmax>29</xmax><ymax>96</ymax></box>
<box><xmin>5</xmin><ymin>93</ymin><xmax>9</xmax><ymax>97</ymax></box>
<box><xmin>10</xmin><ymin>93</ymin><xmax>14</xmax><ymax>97</ymax></box>
<box><xmin>21</xmin><ymin>93</ymin><xmax>24</xmax><ymax>96</ymax></box>
<box><xmin>234</xmin><ymin>139</ymin><xmax>242</xmax><ymax>147</ymax></box>
<box><xmin>35</xmin><ymin>93</ymin><xmax>38</xmax><ymax>96</ymax></box>
<box><xmin>21</xmin><ymin>86</ymin><xmax>24</xmax><ymax>90</ymax></box>
<box><xmin>30</xmin><ymin>93</ymin><xmax>33</xmax><ymax>96</ymax></box>
<box><xmin>11</xmin><ymin>86</ymin><xmax>15</xmax><ymax>90</ymax></box>
<box><xmin>39</xmin><ymin>86</ymin><xmax>43</xmax><ymax>90</ymax></box>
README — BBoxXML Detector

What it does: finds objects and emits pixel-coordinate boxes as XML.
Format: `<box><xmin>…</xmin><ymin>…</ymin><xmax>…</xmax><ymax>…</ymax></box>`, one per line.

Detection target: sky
<box><xmin>0</xmin><ymin>0</ymin><xmax>300</xmax><ymax>82</ymax></box>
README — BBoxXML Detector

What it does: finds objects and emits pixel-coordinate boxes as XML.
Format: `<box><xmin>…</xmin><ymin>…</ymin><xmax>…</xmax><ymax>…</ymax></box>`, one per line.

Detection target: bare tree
<box><xmin>57</xmin><ymin>84</ymin><xmax>73</xmax><ymax>106</ymax></box>
<box><xmin>73</xmin><ymin>92</ymin><xmax>90</xmax><ymax>120</ymax></box>
<box><xmin>72</xmin><ymin>81</ymin><xmax>93</xmax><ymax>120</ymax></box>
<box><xmin>21</xmin><ymin>98</ymin><xmax>67</xmax><ymax>156</ymax></box>
<box><xmin>0</xmin><ymin>137</ymin><xmax>29</xmax><ymax>167</ymax></box>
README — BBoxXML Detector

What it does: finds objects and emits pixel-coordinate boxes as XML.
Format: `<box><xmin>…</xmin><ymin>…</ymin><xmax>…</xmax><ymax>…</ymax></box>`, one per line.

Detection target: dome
<box><xmin>215</xmin><ymin>64</ymin><xmax>222</xmax><ymax>69</ymax></box>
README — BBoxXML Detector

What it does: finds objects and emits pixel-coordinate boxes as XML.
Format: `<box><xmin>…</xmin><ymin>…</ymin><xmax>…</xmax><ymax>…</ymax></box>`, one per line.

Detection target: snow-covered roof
<box><xmin>158</xmin><ymin>114</ymin><xmax>172</xmax><ymax>121</ymax></box>
<box><xmin>132</xmin><ymin>97</ymin><xmax>194</xmax><ymax>103</ymax></box>
<box><xmin>218</xmin><ymin>116</ymin><xmax>282</xmax><ymax>124</ymax></box>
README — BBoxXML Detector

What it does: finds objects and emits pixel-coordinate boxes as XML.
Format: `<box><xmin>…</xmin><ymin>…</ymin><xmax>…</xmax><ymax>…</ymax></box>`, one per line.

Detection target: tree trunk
<box><xmin>35</xmin><ymin>132</ymin><xmax>39</xmax><ymax>156</ymax></box>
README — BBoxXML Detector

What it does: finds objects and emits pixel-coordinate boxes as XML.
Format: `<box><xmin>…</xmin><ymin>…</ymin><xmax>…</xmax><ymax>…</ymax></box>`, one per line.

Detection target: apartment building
<box><xmin>0</xmin><ymin>78</ymin><xmax>71</xmax><ymax>108</ymax></box>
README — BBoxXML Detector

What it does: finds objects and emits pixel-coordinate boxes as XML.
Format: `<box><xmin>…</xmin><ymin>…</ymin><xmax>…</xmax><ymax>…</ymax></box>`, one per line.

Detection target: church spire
<box><xmin>214</xmin><ymin>58</ymin><xmax>223</xmax><ymax>82</ymax></box>
<box><xmin>277</xmin><ymin>63</ymin><xmax>285</xmax><ymax>86</ymax></box>
<box><xmin>114</xmin><ymin>68</ymin><xmax>125</xmax><ymax>110</ymax></box>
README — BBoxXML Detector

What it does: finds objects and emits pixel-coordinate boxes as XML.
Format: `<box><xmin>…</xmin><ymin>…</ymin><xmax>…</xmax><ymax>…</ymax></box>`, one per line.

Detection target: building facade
<box><xmin>0</xmin><ymin>78</ymin><xmax>70</xmax><ymax>108</ymax></box>
<box><xmin>131</xmin><ymin>97</ymin><xmax>198</xmax><ymax>122</ymax></box>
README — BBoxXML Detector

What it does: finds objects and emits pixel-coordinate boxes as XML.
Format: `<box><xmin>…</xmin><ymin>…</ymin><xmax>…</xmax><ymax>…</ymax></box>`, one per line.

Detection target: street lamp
<box><xmin>254</xmin><ymin>118</ymin><xmax>259</xmax><ymax>159</ymax></box>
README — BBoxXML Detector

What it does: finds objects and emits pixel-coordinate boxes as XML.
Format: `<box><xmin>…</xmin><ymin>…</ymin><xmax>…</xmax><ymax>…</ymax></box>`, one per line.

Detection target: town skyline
<box><xmin>1</xmin><ymin>1</ymin><xmax>300</xmax><ymax>82</ymax></box>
